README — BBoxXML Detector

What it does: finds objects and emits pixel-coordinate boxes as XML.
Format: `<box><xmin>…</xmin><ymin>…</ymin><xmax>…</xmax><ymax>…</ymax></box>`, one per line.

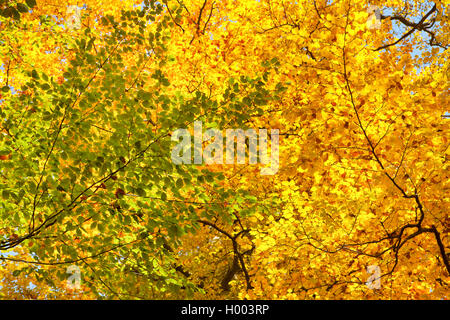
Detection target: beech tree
<box><xmin>0</xmin><ymin>0</ymin><xmax>448</xmax><ymax>299</ymax></box>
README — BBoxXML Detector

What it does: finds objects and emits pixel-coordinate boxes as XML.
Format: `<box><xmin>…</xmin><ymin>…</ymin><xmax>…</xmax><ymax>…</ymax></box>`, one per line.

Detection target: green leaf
<box><xmin>136</xmin><ymin>187</ymin><xmax>146</xmax><ymax>197</ymax></box>
<box><xmin>2</xmin><ymin>7</ymin><xmax>19</xmax><ymax>19</ymax></box>
<box><xmin>17</xmin><ymin>3</ymin><xmax>29</xmax><ymax>13</ymax></box>
<box><xmin>26</xmin><ymin>0</ymin><xmax>37</xmax><ymax>8</ymax></box>
<box><xmin>176</xmin><ymin>178</ymin><xmax>184</xmax><ymax>188</ymax></box>
<box><xmin>31</xmin><ymin>70</ymin><xmax>39</xmax><ymax>79</ymax></box>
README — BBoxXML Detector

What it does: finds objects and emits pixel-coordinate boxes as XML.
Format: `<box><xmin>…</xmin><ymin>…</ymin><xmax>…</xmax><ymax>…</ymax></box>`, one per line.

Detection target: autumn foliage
<box><xmin>0</xmin><ymin>0</ymin><xmax>449</xmax><ymax>299</ymax></box>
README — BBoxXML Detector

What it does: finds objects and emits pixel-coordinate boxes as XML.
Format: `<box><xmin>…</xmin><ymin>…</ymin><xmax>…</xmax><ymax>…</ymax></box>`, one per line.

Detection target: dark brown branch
<box><xmin>343</xmin><ymin>13</ymin><xmax>449</xmax><ymax>276</ymax></box>
<box><xmin>189</xmin><ymin>0</ymin><xmax>208</xmax><ymax>45</ymax></box>
<box><xmin>165</xmin><ymin>1</ymin><xmax>185</xmax><ymax>33</ymax></box>
<box><xmin>202</xmin><ymin>1</ymin><xmax>215</xmax><ymax>34</ymax></box>
<box><xmin>197</xmin><ymin>219</ymin><xmax>253</xmax><ymax>291</ymax></box>
<box><xmin>313</xmin><ymin>0</ymin><xmax>322</xmax><ymax>19</ymax></box>
<box><xmin>430</xmin><ymin>225</ymin><xmax>450</xmax><ymax>274</ymax></box>
<box><xmin>375</xmin><ymin>4</ymin><xmax>438</xmax><ymax>51</ymax></box>
<box><xmin>5</xmin><ymin>59</ymin><xmax>10</xmax><ymax>87</ymax></box>
<box><xmin>0</xmin><ymin>238</ymin><xmax>142</xmax><ymax>266</ymax></box>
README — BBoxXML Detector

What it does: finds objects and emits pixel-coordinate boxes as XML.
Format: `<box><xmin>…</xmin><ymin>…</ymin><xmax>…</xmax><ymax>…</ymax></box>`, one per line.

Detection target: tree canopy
<box><xmin>0</xmin><ymin>0</ymin><xmax>448</xmax><ymax>299</ymax></box>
